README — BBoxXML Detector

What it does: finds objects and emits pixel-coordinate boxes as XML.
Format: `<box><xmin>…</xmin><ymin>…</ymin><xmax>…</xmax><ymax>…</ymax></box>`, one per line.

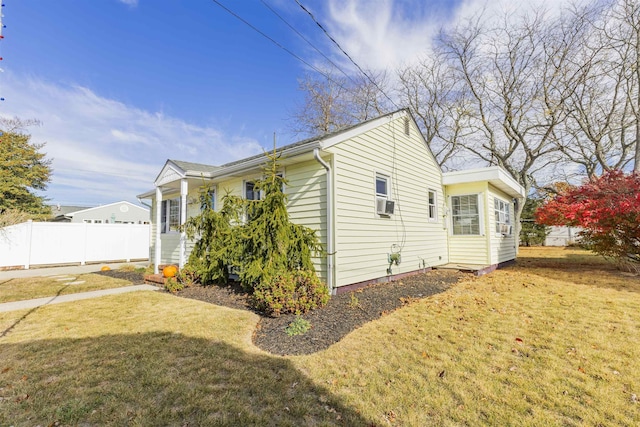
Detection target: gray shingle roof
<box><xmin>169</xmin><ymin>160</ymin><xmax>220</xmax><ymax>174</ymax></box>
<box><xmin>168</xmin><ymin>109</ymin><xmax>409</xmax><ymax>175</ymax></box>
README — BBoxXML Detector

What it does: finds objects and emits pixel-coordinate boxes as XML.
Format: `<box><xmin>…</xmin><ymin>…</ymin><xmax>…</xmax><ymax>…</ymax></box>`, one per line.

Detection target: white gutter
<box><xmin>196</xmin><ymin>142</ymin><xmax>321</xmax><ymax>180</ymax></box>
<box><xmin>137</xmin><ymin>197</ymin><xmax>152</xmax><ymax>209</ymax></box>
<box><xmin>313</xmin><ymin>148</ymin><xmax>335</xmax><ymax>294</ymax></box>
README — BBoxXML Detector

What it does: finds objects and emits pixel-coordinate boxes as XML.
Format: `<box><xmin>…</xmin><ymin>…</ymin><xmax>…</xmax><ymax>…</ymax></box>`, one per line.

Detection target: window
<box><xmin>201</xmin><ymin>188</ymin><xmax>215</xmax><ymax>211</ymax></box>
<box><xmin>245</xmin><ymin>181</ymin><xmax>260</xmax><ymax>201</ymax></box>
<box><xmin>244</xmin><ymin>181</ymin><xmax>260</xmax><ymax>222</ymax></box>
<box><xmin>161</xmin><ymin>197</ymin><xmax>181</xmax><ymax>233</ymax></box>
<box><xmin>376</xmin><ymin>174</ymin><xmax>390</xmax><ymax>198</ymax></box>
<box><xmin>451</xmin><ymin>194</ymin><xmax>480</xmax><ymax>235</ymax></box>
<box><xmin>494</xmin><ymin>198</ymin><xmax>512</xmax><ymax>235</ymax></box>
<box><xmin>428</xmin><ymin>189</ymin><xmax>437</xmax><ymax>221</ymax></box>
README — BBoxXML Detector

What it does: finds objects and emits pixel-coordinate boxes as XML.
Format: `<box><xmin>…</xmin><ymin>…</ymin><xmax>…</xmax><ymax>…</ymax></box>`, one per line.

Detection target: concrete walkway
<box><xmin>0</xmin><ymin>284</ymin><xmax>159</xmax><ymax>313</ymax></box>
<box><xmin>0</xmin><ymin>261</ymin><xmax>149</xmax><ymax>280</ymax></box>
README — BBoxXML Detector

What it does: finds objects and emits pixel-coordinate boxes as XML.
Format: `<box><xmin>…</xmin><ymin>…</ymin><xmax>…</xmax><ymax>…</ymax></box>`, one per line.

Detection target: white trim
<box><xmin>179</xmin><ymin>178</ymin><xmax>188</xmax><ymax>268</ymax></box>
<box><xmin>374</xmin><ymin>172</ymin><xmax>393</xmax><ymax>217</ymax></box>
<box><xmin>449</xmin><ymin>193</ymin><xmax>483</xmax><ymax>236</ymax></box>
<box><xmin>154</xmin><ymin>187</ymin><xmax>162</xmax><ymax>274</ymax></box>
<box><xmin>155</xmin><ymin>162</ymin><xmax>185</xmax><ymax>187</ymax></box>
<box><xmin>321</xmin><ymin>110</ymin><xmax>407</xmax><ymax>149</ymax></box>
<box><xmin>427</xmin><ymin>188</ymin><xmax>438</xmax><ymax>222</ymax></box>
<box><xmin>493</xmin><ymin>196</ymin><xmax>513</xmax><ymax>237</ymax></box>
<box><xmin>442</xmin><ymin>166</ymin><xmax>524</xmax><ymax>198</ymax></box>
<box><xmin>160</xmin><ymin>197</ymin><xmax>182</xmax><ymax>234</ymax></box>
<box><xmin>375</xmin><ymin>172</ymin><xmax>391</xmax><ymax>198</ymax></box>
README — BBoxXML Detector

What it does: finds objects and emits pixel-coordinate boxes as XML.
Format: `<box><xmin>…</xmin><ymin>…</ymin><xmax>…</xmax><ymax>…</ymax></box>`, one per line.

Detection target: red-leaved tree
<box><xmin>536</xmin><ymin>171</ymin><xmax>640</xmax><ymax>269</ymax></box>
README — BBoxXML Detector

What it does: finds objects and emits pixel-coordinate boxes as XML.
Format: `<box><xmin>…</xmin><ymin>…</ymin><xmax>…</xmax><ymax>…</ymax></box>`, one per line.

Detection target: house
<box><xmin>49</xmin><ymin>205</ymin><xmax>91</xmax><ymax>222</ymax></box>
<box><xmin>137</xmin><ymin>109</ymin><xmax>524</xmax><ymax>294</ymax></box>
<box><xmin>49</xmin><ymin>201</ymin><xmax>150</xmax><ymax>224</ymax></box>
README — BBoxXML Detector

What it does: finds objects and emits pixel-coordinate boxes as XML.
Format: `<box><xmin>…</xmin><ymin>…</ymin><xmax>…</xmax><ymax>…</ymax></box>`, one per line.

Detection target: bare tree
<box><xmin>600</xmin><ymin>0</ymin><xmax>640</xmax><ymax>172</ymax></box>
<box><xmin>553</xmin><ymin>1</ymin><xmax>638</xmax><ymax>176</ymax></box>
<box><xmin>397</xmin><ymin>51</ymin><xmax>472</xmax><ymax>167</ymax></box>
<box><xmin>436</xmin><ymin>8</ymin><xmax>583</xmax><ymax>229</ymax></box>
<box><xmin>289</xmin><ymin>69</ymin><xmax>391</xmax><ymax>137</ymax></box>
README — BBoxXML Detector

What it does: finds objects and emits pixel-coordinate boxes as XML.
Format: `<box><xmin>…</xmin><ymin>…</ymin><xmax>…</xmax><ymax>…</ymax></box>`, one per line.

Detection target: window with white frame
<box><xmin>161</xmin><ymin>197</ymin><xmax>181</xmax><ymax>233</ymax></box>
<box><xmin>428</xmin><ymin>189</ymin><xmax>437</xmax><ymax>221</ymax></box>
<box><xmin>376</xmin><ymin>173</ymin><xmax>390</xmax><ymax>198</ymax></box>
<box><xmin>245</xmin><ymin>181</ymin><xmax>260</xmax><ymax>201</ymax></box>
<box><xmin>451</xmin><ymin>194</ymin><xmax>480</xmax><ymax>235</ymax></box>
<box><xmin>244</xmin><ymin>181</ymin><xmax>260</xmax><ymax>222</ymax></box>
<box><xmin>494</xmin><ymin>198</ymin><xmax>512</xmax><ymax>235</ymax></box>
<box><xmin>201</xmin><ymin>188</ymin><xmax>215</xmax><ymax>211</ymax></box>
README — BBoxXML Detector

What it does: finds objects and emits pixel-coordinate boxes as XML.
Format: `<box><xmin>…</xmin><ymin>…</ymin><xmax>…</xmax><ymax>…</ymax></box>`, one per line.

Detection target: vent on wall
<box><xmin>404</xmin><ymin>117</ymin><xmax>410</xmax><ymax>136</ymax></box>
<box><xmin>376</xmin><ymin>197</ymin><xmax>395</xmax><ymax>215</ymax></box>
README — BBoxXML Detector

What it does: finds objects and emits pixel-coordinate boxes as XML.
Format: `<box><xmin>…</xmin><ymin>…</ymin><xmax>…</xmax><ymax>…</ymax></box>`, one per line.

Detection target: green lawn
<box><xmin>1</xmin><ymin>247</ymin><xmax>639</xmax><ymax>426</ymax></box>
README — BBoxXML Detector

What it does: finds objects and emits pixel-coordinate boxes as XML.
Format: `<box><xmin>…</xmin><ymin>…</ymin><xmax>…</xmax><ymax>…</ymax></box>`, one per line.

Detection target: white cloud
<box><xmin>1</xmin><ymin>73</ymin><xmax>263</xmax><ymax>206</ymax></box>
<box><xmin>323</xmin><ymin>0</ymin><xmax>578</xmax><ymax>71</ymax></box>
<box><xmin>324</xmin><ymin>0</ymin><xmax>438</xmax><ymax>71</ymax></box>
<box><xmin>118</xmin><ymin>0</ymin><xmax>138</xmax><ymax>7</ymax></box>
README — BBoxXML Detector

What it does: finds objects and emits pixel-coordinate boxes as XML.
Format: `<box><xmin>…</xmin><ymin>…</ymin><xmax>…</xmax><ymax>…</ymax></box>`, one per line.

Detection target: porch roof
<box><xmin>442</xmin><ymin>166</ymin><xmax>525</xmax><ymax>198</ymax></box>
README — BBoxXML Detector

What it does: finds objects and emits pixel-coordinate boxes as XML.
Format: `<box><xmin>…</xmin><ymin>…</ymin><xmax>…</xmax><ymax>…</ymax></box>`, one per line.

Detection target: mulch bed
<box><xmin>94</xmin><ymin>270</ymin><xmax>148</xmax><ymax>283</ymax></box>
<box><xmin>96</xmin><ymin>268</ymin><xmax>465</xmax><ymax>356</ymax></box>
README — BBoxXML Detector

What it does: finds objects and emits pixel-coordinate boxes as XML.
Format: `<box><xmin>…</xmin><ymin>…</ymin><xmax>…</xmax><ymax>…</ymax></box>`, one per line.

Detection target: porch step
<box><xmin>144</xmin><ymin>273</ymin><xmax>168</xmax><ymax>286</ymax></box>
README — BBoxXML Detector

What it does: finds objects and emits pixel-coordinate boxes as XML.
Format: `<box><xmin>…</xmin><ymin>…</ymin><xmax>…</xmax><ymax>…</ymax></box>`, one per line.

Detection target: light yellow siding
<box><xmin>488</xmin><ymin>185</ymin><xmax>517</xmax><ymax>264</ymax></box>
<box><xmin>283</xmin><ymin>160</ymin><xmax>327</xmax><ymax>281</ymax></box>
<box><xmin>328</xmin><ymin>115</ymin><xmax>448</xmax><ymax>288</ymax></box>
<box><xmin>216</xmin><ymin>177</ymin><xmax>245</xmax><ymax>201</ymax></box>
<box><xmin>445</xmin><ymin>182</ymin><xmax>490</xmax><ymax>265</ymax></box>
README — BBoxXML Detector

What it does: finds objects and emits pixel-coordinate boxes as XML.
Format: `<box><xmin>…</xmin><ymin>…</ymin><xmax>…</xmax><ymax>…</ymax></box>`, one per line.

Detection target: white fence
<box><xmin>545</xmin><ymin>226</ymin><xmax>581</xmax><ymax>246</ymax></box>
<box><xmin>0</xmin><ymin>221</ymin><xmax>150</xmax><ymax>270</ymax></box>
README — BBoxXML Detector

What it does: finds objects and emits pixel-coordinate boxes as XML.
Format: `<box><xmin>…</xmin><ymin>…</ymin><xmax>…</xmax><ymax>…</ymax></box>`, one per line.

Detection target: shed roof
<box><xmin>442</xmin><ymin>166</ymin><xmax>525</xmax><ymax>198</ymax></box>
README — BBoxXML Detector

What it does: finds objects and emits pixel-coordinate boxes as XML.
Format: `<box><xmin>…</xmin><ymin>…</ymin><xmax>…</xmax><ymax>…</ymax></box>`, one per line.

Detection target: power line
<box><xmin>293</xmin><ymin>0</ymin><xmax>400</xmax><ymax>110</ymax></box>
<box><xmin>258</xmin><ymin>0</ymin><xmax>356</xmax><ymax>85</ymax></box>
<box><xmin>209</xmin><ymin>0</ymin><xmax>349</xmax><ymax>92</ymax></box>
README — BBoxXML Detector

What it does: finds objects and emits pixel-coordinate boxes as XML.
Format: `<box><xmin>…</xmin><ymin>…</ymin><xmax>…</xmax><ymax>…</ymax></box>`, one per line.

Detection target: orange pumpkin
<box><xmin>163</xmin><ymin>265</ymin><xmax>178</xmax><ymax>278</ymax></box>
<box><xmin>100</xmin><ymin>266</ymin><xmax>111</xmax><ymax>271</ymax></box>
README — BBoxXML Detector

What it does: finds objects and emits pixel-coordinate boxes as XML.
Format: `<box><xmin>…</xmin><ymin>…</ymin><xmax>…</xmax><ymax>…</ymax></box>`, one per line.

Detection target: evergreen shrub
<box><xmin>252</xmin><ymin>270</ymin><xmax>330</xmax><ymax>317</ymax></box>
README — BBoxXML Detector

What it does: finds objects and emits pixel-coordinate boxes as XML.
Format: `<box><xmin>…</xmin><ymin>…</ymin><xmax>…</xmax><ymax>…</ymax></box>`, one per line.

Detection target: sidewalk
<box><xmin>0</xmin><ymin>284</ymin><xmax>159</xmax><ymax>313</ymax></box>
<box><xmin>0</xmin><ymin>261</ymin><xmax>149</xmax><ymax>280</ymax></box>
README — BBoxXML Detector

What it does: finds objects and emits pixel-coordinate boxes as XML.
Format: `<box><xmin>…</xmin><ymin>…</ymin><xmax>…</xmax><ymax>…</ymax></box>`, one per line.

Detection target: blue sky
<box><xmin>0</xmin><ymin>0</ymin><xmax>562</xmax><ymax>206</ymax></box>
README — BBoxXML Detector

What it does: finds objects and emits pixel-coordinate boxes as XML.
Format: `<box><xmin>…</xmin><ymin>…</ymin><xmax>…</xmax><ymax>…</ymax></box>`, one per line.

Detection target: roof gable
<box><xmin>154</xmin><ymin>161</ymin><xmax>186</xmax><ymax>186</ymax></box>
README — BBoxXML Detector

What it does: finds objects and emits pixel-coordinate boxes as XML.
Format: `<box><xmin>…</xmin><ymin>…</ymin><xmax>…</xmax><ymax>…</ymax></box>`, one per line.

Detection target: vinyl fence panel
<box><xmin>0</xmin><ymin>221</ymin><xmax>150</xmax><ymax>269</ymax></box>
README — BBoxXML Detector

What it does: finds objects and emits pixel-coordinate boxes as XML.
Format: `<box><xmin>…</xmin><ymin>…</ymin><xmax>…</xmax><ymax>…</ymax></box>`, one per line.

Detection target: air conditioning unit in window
<box><xmin>499</xmin><ymin>224</ymin><xmax>512</xmax><ymax>235</ymax></box>
<box><xmin>376</xmin><ymin>197</ymin><xmax>395</xmax><ymax>215</ymax></box>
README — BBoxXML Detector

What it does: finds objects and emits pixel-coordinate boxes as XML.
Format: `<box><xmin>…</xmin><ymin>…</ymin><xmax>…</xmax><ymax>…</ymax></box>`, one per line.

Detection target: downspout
<box><xmin>137</xmin><ymin>197</ymin><xmax>152</xmax><ymax>209</ymax></box>
<box><xmin>313</xmin><ymin>148</ymin><xmax>335</xmax><ymax>294</ymax></box>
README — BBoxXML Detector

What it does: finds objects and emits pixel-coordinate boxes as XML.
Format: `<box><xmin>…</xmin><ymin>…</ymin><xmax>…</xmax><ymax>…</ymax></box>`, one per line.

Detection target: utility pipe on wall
<box><xmin>313</xmin><ymin>148</ymin><xmax>335</xmax><ymax>294</ymax></box>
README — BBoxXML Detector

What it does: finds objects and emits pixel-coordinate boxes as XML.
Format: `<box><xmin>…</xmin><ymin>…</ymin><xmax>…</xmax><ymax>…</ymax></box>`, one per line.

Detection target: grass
<box><xmin>0</xmin><ymin>274</ymin><xmax>135</xmax><ymax>303</ymax></box>
<box><xmin>1</xmin><ymin>247</ymin><xmax>639</xmax><ymax>426</ymax></box>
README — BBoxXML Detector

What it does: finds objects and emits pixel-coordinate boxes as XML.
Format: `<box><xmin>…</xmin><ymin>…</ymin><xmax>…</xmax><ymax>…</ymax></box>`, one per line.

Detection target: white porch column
<box><xmin>154</xmin><ymin>186</ymin><xmax>162</xmax><ymax>274</ymax></box>
<box><xmin>179</xmin><ymin>178</ymin><xmax>188</xmax><ymax>268</ymax></box>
